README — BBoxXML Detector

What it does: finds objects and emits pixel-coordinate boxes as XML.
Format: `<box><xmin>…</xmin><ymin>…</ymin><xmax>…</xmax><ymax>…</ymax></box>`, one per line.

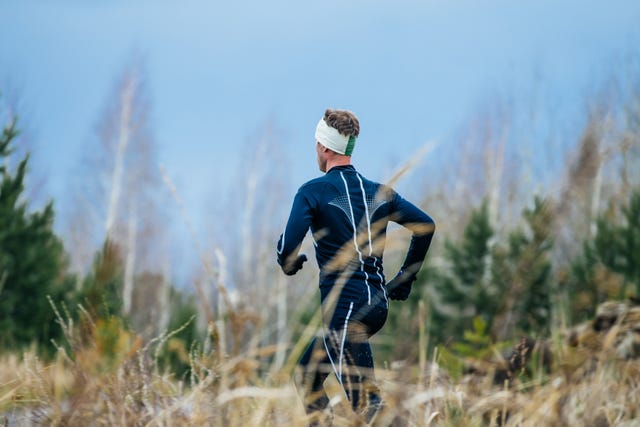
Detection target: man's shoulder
<box><xmin>357</xmin><ymin>172</ymin><xmax>382</xmax><ymax>188</ymax></box>
<box><xmin>357</xmin><ymin>173</ymin><xmax>396</xmax><ymax>198</ymax></box>
<box><xmin>297</xmin><ymin>175</ymin><xmax>330</xmax><ymax>193</ymax></box>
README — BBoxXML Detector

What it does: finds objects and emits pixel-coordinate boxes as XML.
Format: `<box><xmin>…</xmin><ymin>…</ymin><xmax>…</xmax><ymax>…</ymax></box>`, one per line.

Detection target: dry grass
<box><xmin>1</xmin><ymin>308</ymin><xmax>639</xmax><ymax>427</ymax></box>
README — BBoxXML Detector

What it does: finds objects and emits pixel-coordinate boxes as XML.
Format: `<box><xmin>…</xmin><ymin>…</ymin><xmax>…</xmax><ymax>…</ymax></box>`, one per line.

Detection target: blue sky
<box><xmin>2</xmin><ymin>0</ymin><xmax>640</xmax><ymax>271</ymax></box>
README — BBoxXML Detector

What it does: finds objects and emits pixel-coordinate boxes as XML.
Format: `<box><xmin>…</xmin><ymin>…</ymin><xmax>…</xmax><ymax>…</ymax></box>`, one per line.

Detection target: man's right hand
<box><xmin>282</xmin><ymin>254</ymin><xmax>308</xmax><ymax>276</ymax></box>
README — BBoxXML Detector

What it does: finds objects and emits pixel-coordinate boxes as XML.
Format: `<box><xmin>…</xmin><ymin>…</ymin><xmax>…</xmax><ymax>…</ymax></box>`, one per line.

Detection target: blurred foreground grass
<box><xmin>1</xmin><ymin>301</ymin><xmax>639</xmax><ymax>427</ymax></box>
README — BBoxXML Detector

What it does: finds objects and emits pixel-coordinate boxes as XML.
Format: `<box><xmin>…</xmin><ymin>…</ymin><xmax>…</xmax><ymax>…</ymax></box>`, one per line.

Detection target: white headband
<box><xmin>315</xmin><ymin>118</ymin><xmax>356</xmax><ymax>156</ymax></box>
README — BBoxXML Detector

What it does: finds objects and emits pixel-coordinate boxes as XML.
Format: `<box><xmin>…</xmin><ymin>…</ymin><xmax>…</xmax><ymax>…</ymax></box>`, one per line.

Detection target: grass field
<box><xmin>1</xmin><ymin>299</ymin><xmax>639</xmax><ymax>426</ymax></box>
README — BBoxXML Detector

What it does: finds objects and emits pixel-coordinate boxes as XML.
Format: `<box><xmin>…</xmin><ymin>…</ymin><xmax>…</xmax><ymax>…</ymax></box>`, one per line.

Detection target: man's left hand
<box><xmin>386</xmin><ymin>269</ymin><xmax>415</xmax><ymax>301</ymax></box>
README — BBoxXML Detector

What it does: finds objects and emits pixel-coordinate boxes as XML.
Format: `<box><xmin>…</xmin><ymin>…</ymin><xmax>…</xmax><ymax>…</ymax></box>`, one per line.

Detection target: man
<box><xmin>276</xmin><ymin>109</ymin><xmax>435</xmax><ymax>423</ymax></box>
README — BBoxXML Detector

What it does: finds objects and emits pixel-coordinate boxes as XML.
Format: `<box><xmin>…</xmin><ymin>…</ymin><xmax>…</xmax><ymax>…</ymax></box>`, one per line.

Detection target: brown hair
<box><xmin>323</xmin><ymin>109</ymin><xmax>360</xmax><ymax>138</ymax></box>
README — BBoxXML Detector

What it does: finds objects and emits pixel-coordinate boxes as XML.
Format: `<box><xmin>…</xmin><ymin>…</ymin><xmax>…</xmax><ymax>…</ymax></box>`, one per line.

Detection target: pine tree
<box><xmin>430</xmin><ymin>201</ymin><xmax>497</xmax><ymax>342</ymax></box>
<box><xmin>79</xmin><ymin>240</ymin><xmax>124</xmax><ymax>320</ymax></box>
<box><xmin>568</xmin><ymin>188</ymin><xmax>640</xmax><ymax>321</ymax></box>
<box><xmin>156</xmin><ymin>286</ymin><xmax>199</xmax><ymax>377</ymax></box>
<box><xmin>491</xmin><ymin>197</ymin><xmax>553</xmax><ymax>340</ymax></box>
<box><xmin>0</xmin><ymin>114</ymin><xmax>74</xmax><ymax>351</ymax></box>
<box><xmin>593</xmin><ymin>189</ymin><xmax>640</xmax><ymax>297</ymax></box>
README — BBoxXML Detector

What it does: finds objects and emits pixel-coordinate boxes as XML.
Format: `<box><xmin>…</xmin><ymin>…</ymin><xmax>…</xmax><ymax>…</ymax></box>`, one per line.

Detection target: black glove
<box><xmin>386</xmin><ymin>269</ymin><xmax>416</xmax><ymax>301</ymax></box>
<box><xmin>281</xmin><ymin>254</ymin><xmax>308</xmax><ymax>276</ymax></box>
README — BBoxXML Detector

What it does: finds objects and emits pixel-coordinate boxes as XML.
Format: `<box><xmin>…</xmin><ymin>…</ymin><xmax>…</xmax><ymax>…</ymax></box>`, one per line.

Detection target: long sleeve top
<box><xmin>277</xmin><ymin>165</ymin><xmax>435</xmax><ymax>304</ymax></box>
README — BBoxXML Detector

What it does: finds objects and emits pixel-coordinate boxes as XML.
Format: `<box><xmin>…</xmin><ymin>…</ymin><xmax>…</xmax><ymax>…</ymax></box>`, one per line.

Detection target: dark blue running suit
<box><xmin>276</xmin><ymin>164</ymin><xmax>434</xmax><ymax>417</ymax></box>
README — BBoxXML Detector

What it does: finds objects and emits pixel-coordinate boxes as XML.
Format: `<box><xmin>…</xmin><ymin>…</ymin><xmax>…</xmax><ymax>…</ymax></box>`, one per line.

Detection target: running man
<box><xmin>276</xmin><ymin>109</ymin><xmax>435</xmax><ymax>423</ymax></box>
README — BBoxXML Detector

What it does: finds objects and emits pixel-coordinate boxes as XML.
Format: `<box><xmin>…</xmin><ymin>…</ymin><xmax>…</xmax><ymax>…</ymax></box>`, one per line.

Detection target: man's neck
<box><xmin>325</xmin><ymin>156</ymin><xmax>351</xmax><ymax>172</ymax></box>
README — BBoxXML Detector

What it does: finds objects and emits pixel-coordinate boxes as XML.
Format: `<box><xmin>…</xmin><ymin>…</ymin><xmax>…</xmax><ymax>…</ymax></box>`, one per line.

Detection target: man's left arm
<box><xmin>387</xmin><ymin>193</ymin><xmax>436</xmax><ymax>300</ymax></box>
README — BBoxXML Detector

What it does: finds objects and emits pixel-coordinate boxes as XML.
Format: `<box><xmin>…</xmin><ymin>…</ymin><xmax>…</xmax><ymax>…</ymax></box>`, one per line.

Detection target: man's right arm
<box><xmin>276</xmin><ymin>188</ymin><xmax>314</xmax><ymax>275</ymax></box>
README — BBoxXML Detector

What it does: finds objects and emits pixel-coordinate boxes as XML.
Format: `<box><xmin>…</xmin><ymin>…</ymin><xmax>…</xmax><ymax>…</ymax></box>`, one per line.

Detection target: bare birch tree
<box><xmin>64</xmin><ymin>59</ymin><xmax>170</xmax><ymax>333</ymax></box>
<box><xmin>203</xmin><ymin>120</ymin><xmax>299</xmax><ymax>356</ymax></box>
<box><xmin>421</xmin><ymin>98</ymin><xmax>517</xmax><ymax>243</ymax></box>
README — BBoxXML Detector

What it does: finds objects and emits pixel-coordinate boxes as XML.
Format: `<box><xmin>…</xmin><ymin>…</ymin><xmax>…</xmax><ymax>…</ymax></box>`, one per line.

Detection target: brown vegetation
<box><xmin>1</xmin><ymin>298</ymin><xmax>639</xmax><ymax>426</ymax></box>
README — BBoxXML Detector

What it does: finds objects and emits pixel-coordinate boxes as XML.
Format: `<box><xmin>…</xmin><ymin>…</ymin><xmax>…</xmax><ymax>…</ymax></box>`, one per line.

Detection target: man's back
<box><xmin>277</xmin><ymin>164</ymin><xmax>433</xmax><ymax>303</ymax></box>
